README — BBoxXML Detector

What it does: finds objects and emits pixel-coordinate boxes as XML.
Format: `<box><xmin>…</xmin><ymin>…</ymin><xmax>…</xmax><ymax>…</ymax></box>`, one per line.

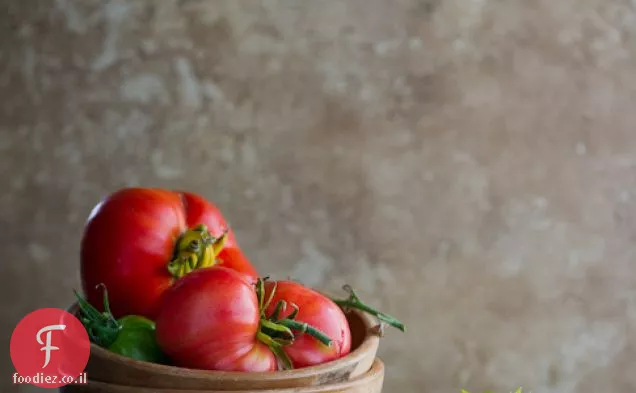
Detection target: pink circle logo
<box><xmin>10</xmin><ymin>308</ymin><xmax>90</xmax><ymax>388</ymax></box>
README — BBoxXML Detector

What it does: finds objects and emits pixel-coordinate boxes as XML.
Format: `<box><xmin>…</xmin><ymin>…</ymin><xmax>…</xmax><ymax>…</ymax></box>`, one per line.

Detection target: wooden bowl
<box><xmin>60</xmin><ymin>358</ymin><xmax>384</xmax><ymax>393</ymax></box>
<box><xmin>66</xmin><ymin>303</ymin><xmax>380</xmax><ymax>390</ymax></box>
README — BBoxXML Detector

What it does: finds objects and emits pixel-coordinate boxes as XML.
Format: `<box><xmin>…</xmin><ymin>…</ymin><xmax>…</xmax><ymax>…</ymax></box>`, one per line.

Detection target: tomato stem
<box><xmin>256</xmin><ymin>331</ymin><xmax>293</xmax><ymax>370</ymax></box>
<box><xmin>287</xmin><ymin>303</ymin><xmax>299</xmax><ymax>320</ymax></box>
<box><xmin>74</xmin><ymin>285</ymin><xmax>121</xmax><ymax>347</ymax></box>
<box><xmin>260</xmin><ymin>319</ymin><xmax>294</xmax><ymax>339</ymax></box>
<box><xmin>269</xmin><ymin>300</ymin><xmax>286</xmax><ymax>321</ymax></box>
<box><xmin>262</xmin><ymin>282</ymin><xmax>278</xmax><ymax>314</ymax></box>
<box><xmin>331</xmin><ymin>285</ymin><xmax>406</xmax><ymax>332</ymax></box>
<box><xmin>167</xmin><ymin>225</ymin><xmax>228</xmax><ymax>279</ymax></box>
<box><xmin>277</xmin><ymin>319</ymin><xmax>333</xmax><ymax>347</ymax></box>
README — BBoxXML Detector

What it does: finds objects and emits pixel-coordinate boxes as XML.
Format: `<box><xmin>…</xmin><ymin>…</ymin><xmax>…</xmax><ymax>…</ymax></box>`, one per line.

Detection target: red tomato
<box><xmin>262</xmin><ymin>280</ymin><xmax>351</xmax><ymax>368</ymax></box>
<box><xmin>154</xmin><ymin>267</ymin><xmax>348</xmax><ymax>371</ymax></box>
<box><xmin>80</xmin><ymin>188</ymin><xmax>258</xmax><ymax>320</ymax></box>
<box><xmin>155</xmin><ymin>267</ymin><xmax>277</xmax><ymax>371</ymax></box>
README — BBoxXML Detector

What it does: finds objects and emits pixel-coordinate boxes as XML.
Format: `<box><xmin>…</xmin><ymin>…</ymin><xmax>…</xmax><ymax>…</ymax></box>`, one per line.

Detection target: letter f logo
<box><xmin>36</xmin><ymin>324</ymin><xmax>66</xmax><ymax>368</ymax></box>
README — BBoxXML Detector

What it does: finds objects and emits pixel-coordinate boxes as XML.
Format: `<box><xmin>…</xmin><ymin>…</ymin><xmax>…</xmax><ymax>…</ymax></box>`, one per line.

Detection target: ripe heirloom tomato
<box><xmin>80</xmin><ymin>188</ymin><xmax>258</xmax><ymax>320</ymax></box>
<box><xmin>155</xmin><ymin>267</ymin><xmax>338</xmax><ymax>371</ymax></box>
<box><xmin>259</xmin><ymin>281</ymin><xmax>405</xmax><ymax>369</ymax></box>
<box><xmin>262</xmin><ymin>280</ymin><xmax>351</xmax><ymax>368</ymax></box>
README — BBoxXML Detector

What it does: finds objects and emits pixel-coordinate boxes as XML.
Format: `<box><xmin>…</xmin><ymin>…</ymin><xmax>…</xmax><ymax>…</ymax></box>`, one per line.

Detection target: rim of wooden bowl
<box><xmin>68</xmin><ymin>302</ymin><xmax>381</xmax><ymax>383</ymax></box>
<box><xmin>64</xmin><ymin>358</ymin><xmax>385</xmax><ymax>393</ymax></box>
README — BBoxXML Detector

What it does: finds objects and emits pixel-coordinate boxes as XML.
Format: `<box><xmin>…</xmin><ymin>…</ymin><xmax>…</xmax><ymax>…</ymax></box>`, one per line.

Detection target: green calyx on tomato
<box><xmin>74</xmin><ymin>284</ymin><xmax>168</xmax><ymax>364</ymax></box>
<box><xmin>330</xmin><ymin>285</ymin><xmax>406</xmax><ymax>333</ymax></box>
<box><xmin>254</xmin><ymin>278</ymin><xmax>333</xmax><ymax>370</ymax></box>
<box><xmin>167</xmin><ymin>224</ymin><xmax>228</xmax><ymax>279</ymax></box>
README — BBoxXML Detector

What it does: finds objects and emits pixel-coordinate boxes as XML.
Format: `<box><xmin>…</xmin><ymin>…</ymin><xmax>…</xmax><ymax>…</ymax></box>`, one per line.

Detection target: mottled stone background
<box><xmin>3</xmin><ymin>0</ymin><xmax>636</xmax><ymax>392</ymax></box>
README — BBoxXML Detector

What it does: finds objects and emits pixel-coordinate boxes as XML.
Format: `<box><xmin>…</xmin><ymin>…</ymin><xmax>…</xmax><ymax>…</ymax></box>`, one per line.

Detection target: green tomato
<box><xmin>74</xmin><ymin>286</ymin><xmax>169</xmax><ymax>365</ymax></box>
<box><xmin>106</xmin><ymin>315</ymin><xmax>168</xmax><ymax>364</ymax></box>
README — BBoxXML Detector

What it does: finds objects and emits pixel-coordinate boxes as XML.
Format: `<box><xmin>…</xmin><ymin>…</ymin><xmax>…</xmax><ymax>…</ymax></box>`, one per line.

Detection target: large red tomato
<box><xmin>154</xmin><ymin>267</ymin><xmax>347</xmax><ymax>371</ymax></box>
<box><xmin>80</xmin><ymin>188</ymin><xmax>258</xmax><ymax>320</ymax></box>
<box><xmin>155</xmin><ymin>266</ymin><xmax>277</xmax><ymax>371</ymax></box>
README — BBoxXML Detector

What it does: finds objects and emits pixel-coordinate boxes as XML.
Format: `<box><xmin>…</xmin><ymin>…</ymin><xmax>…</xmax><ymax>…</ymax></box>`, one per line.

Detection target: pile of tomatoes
<box><xmin>74</xmin><ymin>188</ymin><xmax>404</xmax><ymax>372</ymax></box>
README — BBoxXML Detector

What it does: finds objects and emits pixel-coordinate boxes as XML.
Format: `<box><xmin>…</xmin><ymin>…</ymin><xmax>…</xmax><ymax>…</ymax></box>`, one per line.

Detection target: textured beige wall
<box><xmin>3</xmin><ymin>1</ymin><xmax>636</xmax><ymax>392</ymax></box>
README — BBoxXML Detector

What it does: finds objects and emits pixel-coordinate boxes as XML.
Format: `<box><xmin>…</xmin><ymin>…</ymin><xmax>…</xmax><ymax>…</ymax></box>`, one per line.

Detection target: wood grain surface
<box><xmin>59</xmin><ymin>358</ymin><xmax>384</xmax><ymax>393</ymax></box>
